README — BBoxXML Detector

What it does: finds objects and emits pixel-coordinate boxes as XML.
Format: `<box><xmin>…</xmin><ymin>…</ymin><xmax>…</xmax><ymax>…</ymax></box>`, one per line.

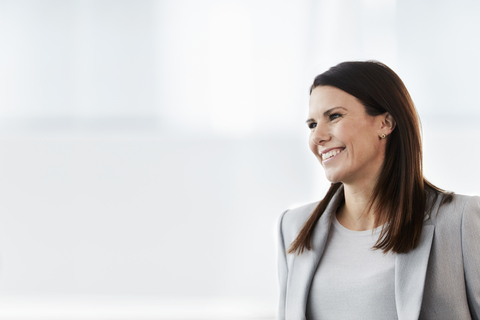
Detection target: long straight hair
<box><xmin>288</xmin><ymin>61</ymin><xmax>453</xmax><ymax>255</ymax></box>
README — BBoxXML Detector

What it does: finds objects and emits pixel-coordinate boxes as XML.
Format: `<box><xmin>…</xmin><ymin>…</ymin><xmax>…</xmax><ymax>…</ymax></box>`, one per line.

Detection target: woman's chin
<box><xmin>324</xmin><ymin>173</ymin><xmax>342</xmax><ymax>184</ymax></box>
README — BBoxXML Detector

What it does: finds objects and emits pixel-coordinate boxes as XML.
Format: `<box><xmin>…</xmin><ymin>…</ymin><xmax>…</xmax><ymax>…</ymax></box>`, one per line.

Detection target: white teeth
<box><xmin>322</xmin><ymin>149</ymin><xmax>343</xmax><ymax>160</ymax></box>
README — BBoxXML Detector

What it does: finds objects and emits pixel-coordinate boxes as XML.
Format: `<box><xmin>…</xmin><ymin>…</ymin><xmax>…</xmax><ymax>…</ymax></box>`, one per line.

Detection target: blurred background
<box><xmin>0</xmin><ymin>0</ymin><xmax>479</xmax><ymax>319</ymax></box>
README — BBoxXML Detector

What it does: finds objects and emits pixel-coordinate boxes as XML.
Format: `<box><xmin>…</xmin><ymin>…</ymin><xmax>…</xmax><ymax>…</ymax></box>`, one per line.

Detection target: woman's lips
<box><xmin>321</xmin><ymin>148</ymin><xmax>345</xmax><ymax>163</ymax></box>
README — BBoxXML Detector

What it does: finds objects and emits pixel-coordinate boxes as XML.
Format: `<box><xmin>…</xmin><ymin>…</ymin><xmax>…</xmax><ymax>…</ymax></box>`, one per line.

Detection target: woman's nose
<box><xmin>311</xmin><ymin>124</ymin><xmax>330</xmax><ymax>145</ymax></box>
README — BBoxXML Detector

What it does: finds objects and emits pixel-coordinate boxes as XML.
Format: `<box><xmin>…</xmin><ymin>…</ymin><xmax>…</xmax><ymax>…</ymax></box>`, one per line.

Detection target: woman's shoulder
<box><xmin>428</xmin><ymin>192</ymin><xmax>480</xmax><ymax>225</ymax></box>
<box><xmin>279</xmin><ymin>201</ymin><xmax>320</xmax><ymax>239</ymax></box>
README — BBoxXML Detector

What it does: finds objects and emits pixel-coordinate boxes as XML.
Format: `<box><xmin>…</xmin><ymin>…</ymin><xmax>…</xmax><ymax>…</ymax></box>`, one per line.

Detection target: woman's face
<box><xmin>307</xmin><ymin>86</ymin><xmax>389</xmax><ymax>186</ymax></box>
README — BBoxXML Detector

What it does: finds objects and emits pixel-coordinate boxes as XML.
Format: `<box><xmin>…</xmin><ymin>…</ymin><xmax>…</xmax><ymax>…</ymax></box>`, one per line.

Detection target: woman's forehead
<box><xmin>309</xmin><ymin>86</ymin><xmax>363</xmax><ymax>114</ymax></box>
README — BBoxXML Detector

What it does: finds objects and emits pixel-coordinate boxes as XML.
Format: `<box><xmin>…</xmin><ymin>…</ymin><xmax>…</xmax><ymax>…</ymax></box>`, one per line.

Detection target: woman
<box><xmin>277</xmin><ymin>61</ymin><xmax>480</xmax><ymax>320</ymax></box>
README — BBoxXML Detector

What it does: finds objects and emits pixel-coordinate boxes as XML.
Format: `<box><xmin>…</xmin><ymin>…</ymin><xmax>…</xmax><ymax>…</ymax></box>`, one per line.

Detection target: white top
<box><xmin>306</xmin><ymin>214</ymin><xmax>398</xmax><ymax>320</ymax></box>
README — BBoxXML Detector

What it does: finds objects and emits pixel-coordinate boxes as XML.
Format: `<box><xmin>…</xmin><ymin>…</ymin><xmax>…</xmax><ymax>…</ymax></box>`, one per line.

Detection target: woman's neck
<box><xmin>336</xmin><ymin>182</ymin><xmax>378</xmax><ymax>231</ymax></box>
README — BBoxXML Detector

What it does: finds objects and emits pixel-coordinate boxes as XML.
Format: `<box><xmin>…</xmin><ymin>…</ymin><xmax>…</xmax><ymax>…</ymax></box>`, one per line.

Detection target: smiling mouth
<box><xmin>321</xmin><ymin>148</ymin><xmax>345</xmax><ymax>162</ymax></box>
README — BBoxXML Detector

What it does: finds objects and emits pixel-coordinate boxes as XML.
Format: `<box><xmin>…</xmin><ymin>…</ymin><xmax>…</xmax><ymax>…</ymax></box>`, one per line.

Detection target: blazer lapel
<box><xmin>395</xmin><ymin>224</ymin><xmax>435</xmax><ymax>320</ymax></box>
<box><xmin>285</xmin><ymin>185</ymin><xmax>344</xmax><ymax>319</ymax></box>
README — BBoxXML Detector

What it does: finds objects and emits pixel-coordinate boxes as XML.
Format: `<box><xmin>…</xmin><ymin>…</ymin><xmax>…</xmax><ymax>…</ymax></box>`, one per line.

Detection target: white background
<box><xmin>0</xmin><ymin>0</ymin><xmax>479</xmax><ymax>319</ymax></box>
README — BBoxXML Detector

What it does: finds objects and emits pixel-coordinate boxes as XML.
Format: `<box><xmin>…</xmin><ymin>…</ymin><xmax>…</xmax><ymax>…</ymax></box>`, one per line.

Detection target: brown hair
<box><xmin>288</xmin><ymin>61</ymin><xmax>453</xmax><ymax>255</ymax></box>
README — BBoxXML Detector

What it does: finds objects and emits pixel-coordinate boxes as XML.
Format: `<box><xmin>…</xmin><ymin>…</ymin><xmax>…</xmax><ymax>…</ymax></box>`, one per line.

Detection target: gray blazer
<box><xmin>277</xmin><ymin>185</ymin><xmax>480</xmax><ymax>320</ymax></box>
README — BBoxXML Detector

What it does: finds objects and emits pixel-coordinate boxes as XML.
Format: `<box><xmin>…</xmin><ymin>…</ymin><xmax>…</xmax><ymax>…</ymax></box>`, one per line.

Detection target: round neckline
<box><xmin>332</xmin><ymin>213</ymin><xmax>383</xmax><ymax>237</ymax></box>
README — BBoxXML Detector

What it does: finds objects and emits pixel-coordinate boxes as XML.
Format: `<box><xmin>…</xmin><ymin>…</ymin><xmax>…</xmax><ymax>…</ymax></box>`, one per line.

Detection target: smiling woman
<box><xmin>277</xmin><ymin>61</ymin><xmax>480</xmax><ymax>320</ymax></box>
<box><xmin>307</xmin><ymin>86</ymin><xmax>394</xmax><ymax>186</ymax></box>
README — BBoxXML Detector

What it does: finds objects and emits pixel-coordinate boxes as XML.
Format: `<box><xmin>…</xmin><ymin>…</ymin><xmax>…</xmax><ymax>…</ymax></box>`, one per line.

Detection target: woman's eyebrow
<box><xmin>305</xmin><ymin>106</ymin><xmax>347</xmax><ymax>123</ymax></box>
<box><xmin>324</xmin><ymin>106</ymin><xmax>347</xmax><ymax>116</ymax></box>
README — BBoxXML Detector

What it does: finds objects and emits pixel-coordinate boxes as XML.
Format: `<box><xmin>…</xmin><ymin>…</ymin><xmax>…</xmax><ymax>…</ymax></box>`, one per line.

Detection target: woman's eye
<box><xmin>308</xmin><ymin>123</ymin><xmax>317</xmax><ymax>129</ymax></box>
<box><xmin>329</xmin><ymin>113</ymin><xmax>342</xmax><ymax>121</ymax></box>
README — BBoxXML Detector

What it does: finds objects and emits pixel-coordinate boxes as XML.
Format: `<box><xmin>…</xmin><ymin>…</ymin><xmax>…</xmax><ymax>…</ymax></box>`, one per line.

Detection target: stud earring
<box><xmin>380</xmin><ymin>134</ymin><xmax>386</xmax><ymax>139</ymax></box>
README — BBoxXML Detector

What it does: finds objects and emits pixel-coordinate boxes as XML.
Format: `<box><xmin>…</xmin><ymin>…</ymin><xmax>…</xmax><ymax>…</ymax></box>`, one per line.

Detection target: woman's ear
<box><xmin>382</xmin><ymin>112</ymin><xmax>396</xmax><ymax>134</ymax></box>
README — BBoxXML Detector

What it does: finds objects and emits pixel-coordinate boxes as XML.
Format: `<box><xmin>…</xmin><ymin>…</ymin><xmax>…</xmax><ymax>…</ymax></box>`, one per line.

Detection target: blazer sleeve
<box><xmin>277</xmin><ymin>209</ymin><xmax>289</xmax><ymax>320</ymax></box>
<box><xmin>462</xmin><ymin>196</ymin><xmax>480</xmax><ymax>320</ymax></box>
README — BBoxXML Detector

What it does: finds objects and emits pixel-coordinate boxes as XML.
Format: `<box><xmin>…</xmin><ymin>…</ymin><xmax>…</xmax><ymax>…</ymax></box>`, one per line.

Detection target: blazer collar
<box><xmin>395</xmin><ymin>224</ymin><xmax>434</xmax><ymax>320</ymax></box>
<box><xmin>395</xmin><ymin>191</ymin><xmax>441</xmax><ymax>320</ymax></box>
<box><xmin>285</xmin><ymin>184</ymin><xmax>436</xmax><ymax>320</ymax></box>
<box><xmin>285</xmin><ymin>184</ymin><xmax>344</xmax><ymax>319</ymax></box>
